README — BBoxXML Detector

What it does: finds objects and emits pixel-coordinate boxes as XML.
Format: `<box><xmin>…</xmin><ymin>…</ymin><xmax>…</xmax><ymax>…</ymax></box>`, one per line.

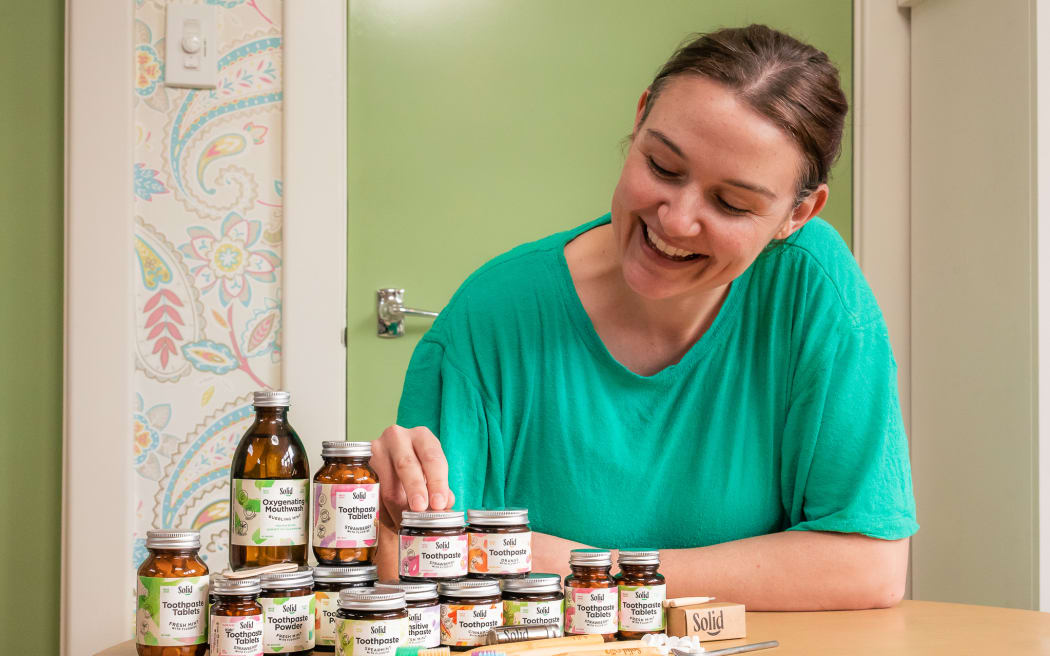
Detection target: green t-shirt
<box><xmin>397</xmin><ymin>215</ymin><xmax>918</xmax><ymax>548</ymax></box>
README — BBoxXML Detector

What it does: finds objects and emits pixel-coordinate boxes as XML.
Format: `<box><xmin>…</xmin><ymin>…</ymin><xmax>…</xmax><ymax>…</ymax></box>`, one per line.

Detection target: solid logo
<box><xmin>353</xmin><ymin>489</ymin><xmax>368</xmax><ymax>500</ymax></box>
<box><xmin>240</xmin><ymin>619</ymin><xmax>255</xmax><ymax>630</ymax></box>
<box><xmin>635</xmin><ymin>589</ymin><xmax>650</xmax><ymax>599</ymax></box>
<box><xmin>435</xmin><ymin>540</ymin><xmax>449</xmax><ymax>550</ymax></box>
<box><xmin>283</xmin><ymin>602</ymin><xmax>296</xmax><ymax>613</ymax></box>
<box><xmin>280</xmin><ymin>486</ymin><xmax>293</xmax><ymax>495</ymax></box>
<box><xmin>177</xmin><ymin>584</ymin><xmax>193</xmax><ymax>595</ymax></box>
<box><xmin>691</xmin><ymin>610</ymin><xmax>725</xmax><ymax>636</ymax></box>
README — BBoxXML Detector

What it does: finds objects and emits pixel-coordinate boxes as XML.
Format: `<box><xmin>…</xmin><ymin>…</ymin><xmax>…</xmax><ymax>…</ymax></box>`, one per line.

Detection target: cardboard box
<box><xmin>666</xmin><ymin>601</ymin><xmax>746</xmax><ymax>642</ymax></box>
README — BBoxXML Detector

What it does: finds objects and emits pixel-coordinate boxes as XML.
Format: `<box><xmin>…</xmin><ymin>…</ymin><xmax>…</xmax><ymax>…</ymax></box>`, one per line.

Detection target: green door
<box><xmin>347</xmin><ymin>0</ymin><xmax>853</xmax><ymax>440</ymax></box>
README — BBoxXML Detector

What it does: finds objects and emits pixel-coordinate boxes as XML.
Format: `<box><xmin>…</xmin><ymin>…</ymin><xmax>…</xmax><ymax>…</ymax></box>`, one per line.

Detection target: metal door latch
<box><xmin>377</xmin><ymin>288</ymin><xmax>438</xmax><ymax>338</ymax></box>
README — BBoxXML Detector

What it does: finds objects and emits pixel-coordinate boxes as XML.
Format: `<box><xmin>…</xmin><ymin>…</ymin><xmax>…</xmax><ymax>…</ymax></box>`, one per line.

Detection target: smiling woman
<box><xmin>370</xmin><ymin>24</ymin><xmax>917</xmax><ymax>611</ymax></box>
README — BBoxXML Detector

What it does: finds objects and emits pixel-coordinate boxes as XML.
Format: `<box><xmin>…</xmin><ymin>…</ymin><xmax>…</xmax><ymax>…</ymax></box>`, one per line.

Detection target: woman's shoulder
<box><xmin>753</xmin><ymin>218</ymin><xmax>883</xmax><ymax>329</ymax></box>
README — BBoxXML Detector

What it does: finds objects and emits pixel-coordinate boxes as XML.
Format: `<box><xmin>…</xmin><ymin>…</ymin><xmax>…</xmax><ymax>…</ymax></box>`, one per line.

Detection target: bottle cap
<box><xmin>438</xmin><ymin>578</ymin><xmax>501</xmax><ymax>598</ymax></box>
<box><xmin>338</xmin><ymin>587</ymin><xmax>406</xmax><ymax>611</ymax></box>
<box><xmin>401</xmin><ymin>510</ymin><xmax>465</xmax><ymax>528</ymax></box>
<box><xmin>375</xmin><ymin>580</ymin><xmax>439</xmax><ymax>602</ymax></box>
<box><xmin>500</xmin><ymin>573</ymin><xmax>562</xmax><ymax>595</ymax></box>
<box><xmin>569</xmin><ymin>548</ymin><xmax>611</xmax><ymax>567</ymax></box>
<box><xmin>253</xmin><ymin>390</ymin><xmax>291</xmax><ymax>407</ymax></box>
<box><xmin>259</xmin><ymin>566</ymin><xmax>313</xmax><ymax>589</ymax></box>
<box><xmin>212</xmin><ymin>573</ymin><xmax>261</xmax><ymax>595</ymax></box>
<box><xmin>618</xmin><ymin>549</ymin><xmax>660</xmax><ymax>566</ymax></box>
<box><xmin>321</xmin><ymin>440</ymin><xmax>372</xmax><ymax>458</ymax></box>
<box><xmin>145</xmin><ymin>530</ymin><xmax>201</xmax><ymax>550</ymax></box>
<box><xmin>467</xmin><ymin>508</ymin><xmax>529</xmax><ymax>526</ymax></box>
<box><xmin>314</xmin><ymin>565</ymin><xmax>378</xmax><ymax>585</ymax></box>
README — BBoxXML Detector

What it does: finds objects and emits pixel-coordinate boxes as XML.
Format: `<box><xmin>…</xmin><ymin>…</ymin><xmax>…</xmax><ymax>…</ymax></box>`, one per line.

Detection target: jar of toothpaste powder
<box><xmin>259</xmin><ymin>566</ymin><xmax>315</xmax><ymax>655</ymax></box>
<box><xmin>466</xmin><ymin>508</ymin><xmax>531</xmax><ymax>578</ymax></box>
<box><xmin>375</xmin><ymin>580</ymin><xmax>441</xmax><ymax>648</ymax></box>
<box><xmin>399</xmin><ymin>511</ymin><xmax>469</xmax><ymax>581</ymax></box>
<box><xmin>314</xmin><ymin>564</ymin><xmax>378</xmax><ymax>653</ymax></box>
<box><xmin>501</xmin><ymin>573</ymin><xmax>564</xmax><ymax>637</ymax></box>
<box><xmin>438</xmin><ymin>578</ymin><xmax>504</xmax><ymax>649</ymax></box>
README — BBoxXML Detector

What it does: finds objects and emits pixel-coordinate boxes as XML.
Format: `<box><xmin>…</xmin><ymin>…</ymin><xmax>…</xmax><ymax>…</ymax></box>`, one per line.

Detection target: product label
<box><xmin>399</xmin><ymin>534</ymin><xmax>468</xmax><ymax>578</ymax></box>
<box><xmin>468</xmin><ymin>531</ymin><xmax>532</xmax><ymax>574</ymax></box>
<box><xmin>314</xmin><ymin>483</ymin><xmax>380</xmax><ymax>548</ymax></box>
<box><xmin>135</xmin><ymin>576</ymin><xmax>209</xmax><ymax>646</ymax></box>
<box><xmin>439</xmin><ymin>602</ymin><xmax>503</xmax><ymax>647</ymax></box>
<box><xmin>336</xmin><ymin>617</ymin><xmax>408</xmax><ymax>656</ymax></box>
<box><xmin>315</xmin><ymin>590</ymin><xmax>341</xmax><ymax>647</ymax></box>
<box><xmin>211</xmin><ymin>614</ymin><xmax>264</xmax><ymax>656</ymax></box>
<box><xmin>231</xmin><ymin>478</ymin><xmax>309</xmax><ymax>546</ymax></box>
<box><xmin>618</xmin><ymin>584</ymin><xmax>666</xmax><ymax>631</ymax></box>
<box><xmin>262</xmin><ymin>594</ymin><xmax>315</xmax><ymax>652</ymax></box>
<box><xmin>565</xmin><ymin>587</ymin><xmax>617</xmax><ymax>635</ymax></box>
<box><xmin>503</xmin><ymin>598</ymin><xmax>564</xmax><ymax>635</ymax></box>
<box><xmin>406</xmin><ymin>603</ymin><xmax>441</xmax><ymax>647</ymax></box>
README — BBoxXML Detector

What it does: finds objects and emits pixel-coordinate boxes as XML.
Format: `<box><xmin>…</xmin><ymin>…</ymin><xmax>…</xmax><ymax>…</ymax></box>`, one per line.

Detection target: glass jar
<box><xmin>466</xmin><ymin>508</ymin><xmax>531</xmax><ymax>578</ymax></box>
<box><xmin>259</xmin><ymin>566</ymin><xmax>315</xmax><ymax>655</ymax></box>
<box><xmin>501</xmin><ymin>573</ymin><xmax>564</xmax><ymax>636</ymax></box>
<box><xmin>230</xmin><ymin>390</ymin><xmax>310</xmax><ymax>570</ymax></box>
<box><xmin>336</xmin><ymin>588</ymin><xmax>408</xmax><ymax>656</ymax></box>
<box><xmin>375</xmin><ymin>580</ymin><xmax>440</xmax><ymax>648</ymax></box>
<box><xmin>438</xmin><ymin>578</ymin><xmax>504</xmax><ymax>649</ymax></box>
<box><xmin>563</xmin><ymin>549</ymin><xmax>617</xmax><ymax>641</ymax></box>
<box><xmin>135</xmin><ymin>530</ymin><xmax>209</xmax><ymax>656</ymax></box>
<box><xmin>615</xmin><ymin>549</ymin><xmax>666</xmax><ymax>639</ymax></box>
<box><xmin>315</xmin><ymin>565</ymin><xmax>378</xmax><ymax>653</ymax></box>
<box><xmin>313</xmin><ymin>440</ymin><xmax>381</xmax><ymax>565</ymax></box>
<box><xmin>210</xmin><ymin>575</ymin><xmax>264</xmax><ymax>656</ymax></box>
<box><xmin>399</xmin><ymin>511</ymin><xmax>468</xmax><ymax>581</ymax></box>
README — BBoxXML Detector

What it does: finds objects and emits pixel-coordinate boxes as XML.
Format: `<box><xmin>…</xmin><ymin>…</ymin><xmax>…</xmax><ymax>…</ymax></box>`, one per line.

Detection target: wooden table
<box><xmin>95</xmin><ymin>600</ymin><xmax>1050</xmax><ymax>655</ymax></box>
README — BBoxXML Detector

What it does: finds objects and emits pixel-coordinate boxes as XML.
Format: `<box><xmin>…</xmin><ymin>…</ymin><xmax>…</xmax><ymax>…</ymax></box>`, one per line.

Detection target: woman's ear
<box><xmin>775</xmin><ymin>183</ymin><xmax>828</xmax><ymax>240</ymax></box>
<box><xmin>633</xmin><ymin>89</ymin><xmax>651</xmax><ymax>135</ymax></box>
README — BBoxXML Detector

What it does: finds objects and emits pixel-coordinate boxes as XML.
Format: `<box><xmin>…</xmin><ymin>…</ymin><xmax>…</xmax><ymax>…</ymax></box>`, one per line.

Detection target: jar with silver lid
<box><xmin>564</xmin><ymin>549</ymin><xmax>616</xmax><ymax>640</ymax></box>
<box><xmin>500</xmin><ymin>573</ymin><xmax>564</xmax><ymax>636</ymax></box>
<box><xmin>399</xmin><ymin>511</ymin><xmax>468</xmax><ymax>581</ymax></box>
<box><xmin>210</xmin><ymin>575</ymin><xmax>264</xmax><ymax>656</ymax></box>
<box><xmin>313</xmin><ymin>441</ymin><xmax>381</xmax><ymax>566</ymax></box>
<box><xmin>466</xmin><ymin>508</ymin><xmax>531</xmax><ymax>578</ymax></box>
<box><xmin>375</xmin><ymin>581</ymin><xmax>440</xmax><ymax>648</ymax></box>
<box><xmin>437</xmin><ymin>578</ymin><xmax>504</xmax><ymax>649</ymax></box>
<box><xmin>615</xmin><ymin>549</ymin><xmax>665</xmax><ymax>639</ymax></box>
<box><xmin>258</xmin><ymin>567</ymin><xmax>314</xmax><ymax>655</ymax></box>
<box><xmin>314</xmin><ymin>565</ymin><xmax>378</xmax><ymax>653</ymax></box>
<box><xmin>135</xmin><ymin>530</ymin><xmax>209</xmax><ymax>656</ymax></box>
<box><xmin>336</xmin><ymin>588</ymin><xmax>408</xmax><ymax>656</ymax></box>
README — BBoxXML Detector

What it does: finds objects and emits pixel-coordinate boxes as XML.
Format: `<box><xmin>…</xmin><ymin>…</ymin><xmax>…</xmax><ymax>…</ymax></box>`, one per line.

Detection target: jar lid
<box><xmin>212</xmin><ymin>573</ymin><xmax>261</xmax><ymax>595</ymax></box>
<box><xmin>438</xmin><ymin>578</ymin><xmax>501</xmax><ymax>598</ymax></box>
<box><xmin>569</xmin><ymin>548</ymin><xmax>611</xmax><ymax>567</ymax></box>
<box><xmin>500</xmin><ymin>573</ymin><xmax>562</xmax><ymax>594</ymax></box>
<box><xmin>339</xmin><ymin>587</ymin><xmax>406</xmax><ymax>611</ymax></box>
<box><xmin>260</xmin><ymin>566</ymin><xmax>313</xmax><ymax>589</ymax></box>
<box><xmin>618</xmin><ymin>549</ymin><xmax>660</xmax><ymax>565</ymax></box>
<box><xmin>321</xmin><ymin>440</ymin><xmax>372</xmax><ymax>458</ymax></box>
<box><xmin>375</xmin><ymin>580</ymin><xmax>438</xmax><ymax>601</ymax></box>
<box><xmin>254</xmin><ymin>390</ymin><xmax>290</xmax><ymax>407</ymax></box>
<box><xmin>314</xmin><ymin>564</ymin><xmax>377</xmax><ymax>584</ymax></box>
<box><xmin>401</xmin><ymin>510</ymin><xmax>465</xmax><ymax>528</ymax></box>
<box><xmin>467</xmin><ymin>508</ymin><xmax>529</xmax><ymax>526</ymax></box>
<box><xmin>145</xmin><ymin>529</ymin><xmax>200</xmax><ymax>550</ymax></box>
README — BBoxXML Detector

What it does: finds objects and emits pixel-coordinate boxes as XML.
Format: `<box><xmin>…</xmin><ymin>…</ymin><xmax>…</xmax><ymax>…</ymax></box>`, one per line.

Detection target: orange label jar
<box><xmin>438</xmin><ymin>579</ymin><xmax>504</xmax><ymax>649</ymax></box>
<box><xmin>467</xmin><ymin>508</ymin><xmax>531</xmax><ymax>578</ymax></box>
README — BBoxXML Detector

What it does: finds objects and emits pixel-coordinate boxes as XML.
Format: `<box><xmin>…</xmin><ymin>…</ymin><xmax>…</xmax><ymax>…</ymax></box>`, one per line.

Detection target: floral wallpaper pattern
<box><xmin>132</xmin><ymin>0</ymin><xmax>283</xmax><ymax>572</ymax></box>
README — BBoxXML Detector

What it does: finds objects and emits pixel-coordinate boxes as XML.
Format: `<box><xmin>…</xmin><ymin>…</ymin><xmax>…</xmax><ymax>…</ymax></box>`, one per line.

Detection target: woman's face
<box><xmin>611</xmin><ymin>75</ymin><xmax>827</xmax><ymax>302</ymax></box>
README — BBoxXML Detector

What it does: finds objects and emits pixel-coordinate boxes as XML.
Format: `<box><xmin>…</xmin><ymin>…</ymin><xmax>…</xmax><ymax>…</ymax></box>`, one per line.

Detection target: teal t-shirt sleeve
<box><xmin>396</xmin><ymin>335</ymin><xmax>507</xmax><ymax>512</ymax></box>
<box><xmin>783</xmin><ymin>317</ymin><xmax>919</xmax><ymax>540</ymax></box>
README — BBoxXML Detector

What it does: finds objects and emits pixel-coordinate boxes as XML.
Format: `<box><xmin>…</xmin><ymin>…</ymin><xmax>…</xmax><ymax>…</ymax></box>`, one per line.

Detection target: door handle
<box><xmin>376</xmin><ymin>288</ymin><xmax>438</xmax><ymax>338</ymax></box>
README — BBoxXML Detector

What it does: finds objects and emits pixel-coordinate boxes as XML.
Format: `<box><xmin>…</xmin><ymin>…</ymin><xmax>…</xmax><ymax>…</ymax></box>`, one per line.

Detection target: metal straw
<box><xmin>703</xmin><ymin>641</ymin><xmax>779</xmax><ymax>656</ymax></box>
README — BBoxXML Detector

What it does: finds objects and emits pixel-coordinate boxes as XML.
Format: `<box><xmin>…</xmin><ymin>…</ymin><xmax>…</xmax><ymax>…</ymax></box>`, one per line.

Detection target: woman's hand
<box><xmin>371</xmin><ymin>424</ymin><xmax>456</xmax><ymax>532</ymax></box>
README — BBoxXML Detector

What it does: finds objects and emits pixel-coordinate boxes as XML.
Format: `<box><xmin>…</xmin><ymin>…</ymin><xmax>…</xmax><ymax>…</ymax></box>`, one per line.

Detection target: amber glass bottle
<box><xmin>229</xmin><ymin>390</ymin><xmax>310</xmax><ymax>570</ymax></box>
<box><xmin>615</xmin><ymin>549</ymin><xmax>666</xmax><ymax>639</ymax></box>
<box><xmin>313</xmin><ymin>440</ymin><xmax>380</xmax><ymax>565</ymax></box>
<box><xmin>135</xmin><ymin>530</ymin><xmax>209</xmax><ymax>656</ymax></box>
<box><xmin>563</xmin><ymin>549</ymin><xmax>617</xmax><ymax>641</ymax></box>
<box><xmin>210</xmin><ymin>575</ymin><xmax>264</xmax><ymax>656</ymax></box>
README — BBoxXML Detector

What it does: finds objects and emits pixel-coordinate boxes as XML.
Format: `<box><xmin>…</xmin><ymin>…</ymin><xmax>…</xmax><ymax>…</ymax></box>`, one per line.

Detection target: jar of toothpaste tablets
<box><xmin>135</xmin><ymin>530</ymin><xmax>209</xmax><ymax>656</ymax></box>
<box><xmin>467</xmin><ymin>508</ymin><xmax>532</xmax><ymax>578</ymax></box>
<box><xmin>314</xmin><ymin>564</ymin><xmax>378</xmax><ymax>653</ymax></box>
<box><xmin>500</xmin><ymin>573</ymin><xmax>565</xmax><ymax>637</ymax></box>
<box><xmin>438</xmin><ymin>578</ymin><xmax>504</xmax><ymax>649</ymax></box>
<box><xmin>564</xmin><ymin>549</ymin><xmax>618</xmax><ymax>640</ymax></box>
<box><xmin>210</xmin><ymin>574</ymin><xmax>264</xmax><ymax>656</ymax></box>
<box><xmin>336</xmin><ymin>588</ymin><xmax>408</xmax><ymax>656</ymax></box>
<box><xmin>259</xmin><ymin>566</ymin><xmax>315</xmax><ymax>655</ymax></box>
<box><xmin>616</xmin><ymin>549</ymin><xmax>666</xmax><ymax>639</ymax></box>
<box><xmin>399</xmin><ymin>511</ymin><xmax>469</xmax><ymax>581</ymax></box>
<box><xmin>375</xmin><ymin>580</ymin><xmax>441</xmax><ymax>648</ymax></box>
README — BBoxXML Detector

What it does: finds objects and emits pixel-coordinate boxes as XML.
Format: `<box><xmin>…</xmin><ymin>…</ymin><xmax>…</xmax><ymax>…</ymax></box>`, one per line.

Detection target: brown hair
<box><xmin>639</xmin><ymin>24</ymin><xmax>848</xmax><ymax>203</ymax></box>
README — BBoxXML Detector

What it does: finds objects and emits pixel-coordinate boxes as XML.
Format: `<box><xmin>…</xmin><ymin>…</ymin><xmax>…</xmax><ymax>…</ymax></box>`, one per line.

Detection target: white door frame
<box><xmin>63</xmin><ymin>2</ymin><xmax>907</xmax><ymax>652</ymax></box>
<box><xmin>62</xmin><ymin>2</ymin><xmax>346</xmax><ymax>653</ymax></box>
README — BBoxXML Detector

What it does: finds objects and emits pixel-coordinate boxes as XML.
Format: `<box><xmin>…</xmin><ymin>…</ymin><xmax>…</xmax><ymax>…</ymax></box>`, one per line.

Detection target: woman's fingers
<box><xmin>412</xmin><ymin>429</ymin><xmax>453</xmax><ymax>511</ymax></box>
<box><xmin>372</xmin><ymin>427</ymin><xmax>409</xmax><ymax>529</ymax></box>
<box><xmin>374</xmin><ymin>424</ymin><xmax>454</xmax><ymax>525</ymax></box>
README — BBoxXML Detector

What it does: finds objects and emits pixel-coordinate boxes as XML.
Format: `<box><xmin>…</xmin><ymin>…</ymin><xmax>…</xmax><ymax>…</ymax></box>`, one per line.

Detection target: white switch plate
<box><xmin>165</xmin><ymin>4</ymin><xmax>218</xmax><ymax>89</ymax></box>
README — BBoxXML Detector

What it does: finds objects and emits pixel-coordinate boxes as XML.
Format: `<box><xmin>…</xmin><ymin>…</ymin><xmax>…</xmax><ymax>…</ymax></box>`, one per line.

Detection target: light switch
<box><xmin>165</xmin><ymin>4</ymin><xmax>218</xmax><ymax>89</ymax></box>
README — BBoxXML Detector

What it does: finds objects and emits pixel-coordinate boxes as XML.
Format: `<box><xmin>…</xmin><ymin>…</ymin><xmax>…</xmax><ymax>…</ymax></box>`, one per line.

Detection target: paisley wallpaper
<box><xmin>133</xmin><ymin>0</ymin><xmax>283</xmax><ymax>572</ymax></box>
